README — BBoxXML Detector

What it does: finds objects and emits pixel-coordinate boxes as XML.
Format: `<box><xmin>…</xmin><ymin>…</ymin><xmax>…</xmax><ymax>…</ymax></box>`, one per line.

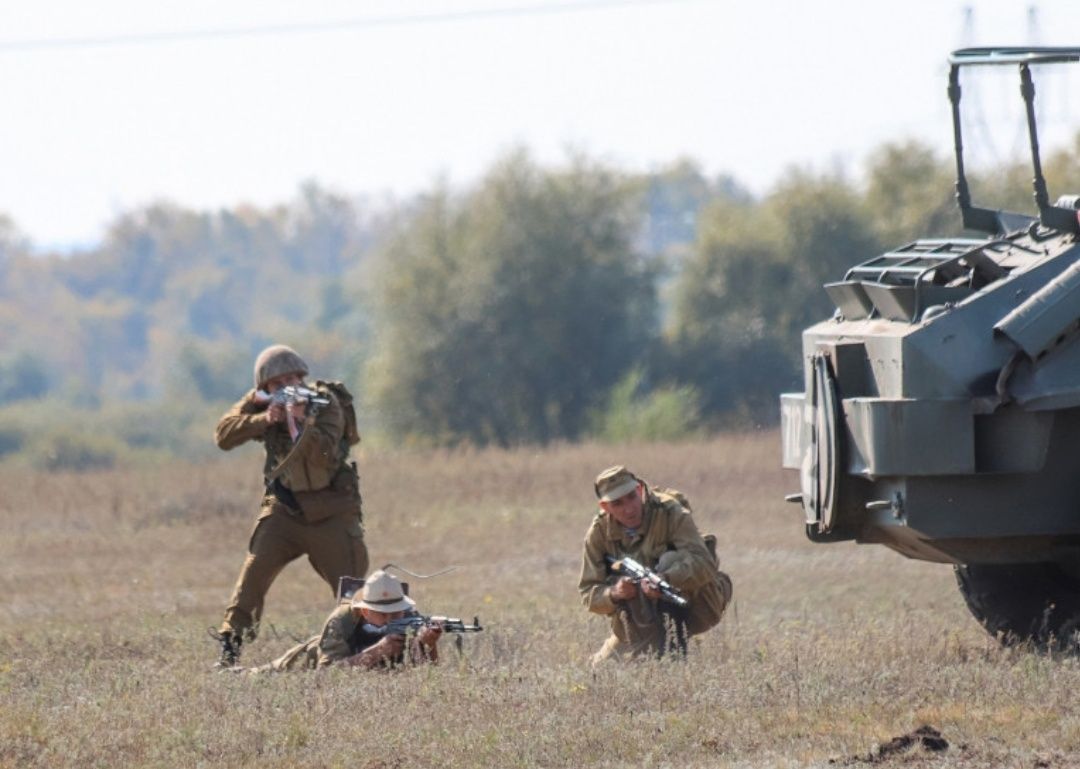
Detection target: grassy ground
<box><xmin>2</xmin><ymin>432</ymin><xmax>1079</xmax><ymax>768</ymax></box>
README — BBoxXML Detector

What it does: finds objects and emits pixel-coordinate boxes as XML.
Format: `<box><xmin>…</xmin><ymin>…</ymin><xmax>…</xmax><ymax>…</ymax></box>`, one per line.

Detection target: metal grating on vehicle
<box><xmin>843</xmin><ymin>239</ymin><xmax>1009</xmax><ymax>288</ymax></box>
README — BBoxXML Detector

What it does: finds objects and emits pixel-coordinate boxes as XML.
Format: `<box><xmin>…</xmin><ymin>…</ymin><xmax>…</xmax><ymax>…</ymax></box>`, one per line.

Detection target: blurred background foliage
<box><xmin>3</xmin><ymin>137</ymin><xmax>1077</xmax><ymax>464</ymax></box>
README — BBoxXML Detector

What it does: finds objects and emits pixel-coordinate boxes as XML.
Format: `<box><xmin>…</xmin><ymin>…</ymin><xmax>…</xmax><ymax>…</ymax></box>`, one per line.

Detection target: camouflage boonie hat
<box><xmin>253</xmin><ymin>344</ymin><xmax>309</xmax><ymax>389</ymax></box>
<box><xmin>594</xmin><ymin>465</ymin><xmax>639</xmax><ymax>502</ymax></box>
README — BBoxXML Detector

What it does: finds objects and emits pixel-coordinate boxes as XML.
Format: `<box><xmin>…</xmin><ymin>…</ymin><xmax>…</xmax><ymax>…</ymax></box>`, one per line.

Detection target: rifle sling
<box><xmin>265</xmin><ymin>411</ymin><xmax>318</xmax><ymax>484</ymax></box>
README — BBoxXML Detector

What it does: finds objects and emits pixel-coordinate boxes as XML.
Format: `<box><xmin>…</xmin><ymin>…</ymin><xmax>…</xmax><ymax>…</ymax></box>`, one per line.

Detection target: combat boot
<box><xmin>209</xmin><ymin>628</ymin><xmax>243</xmax><ymax>668</ymax></box>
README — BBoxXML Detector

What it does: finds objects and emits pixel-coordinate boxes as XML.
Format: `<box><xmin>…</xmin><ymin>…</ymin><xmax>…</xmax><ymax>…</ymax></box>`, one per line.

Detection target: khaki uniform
<box><xmin>260</xmin><ymin>603</ymin><xmax>360</xmax><ymax>671</ymax></box>
<box><xmin>217</xmin><ymin>383</ymin><xmax>369</xmax><ymax>638</ymax></box>
<box><xmin>258</xmin><ymin>604</ymin><xmax>435</xmax><ymax>672</ymax></box>
<box><xmin>578</xmin><ymin>486</ymin><xmax>732</xmax><ymax>663</ymax></box>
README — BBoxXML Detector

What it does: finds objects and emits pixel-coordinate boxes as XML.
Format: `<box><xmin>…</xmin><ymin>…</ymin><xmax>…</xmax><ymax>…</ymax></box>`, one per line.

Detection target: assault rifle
<box><xmin>362</xmin><ymin>614</ymin><xmax>484</xmax><ymax>637</ymax></box>
<box><xmin>256</xmin><ymin>385</ymin><xmax>330</xmax><ymax>408</ymax></box>
<box><xmin>604</xmin><ymin>554</ymin><xmax>689</xmax><ymax>608</ymax></box>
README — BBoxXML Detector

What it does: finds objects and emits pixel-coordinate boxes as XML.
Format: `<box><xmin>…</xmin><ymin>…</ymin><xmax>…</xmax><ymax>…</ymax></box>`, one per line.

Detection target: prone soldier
<box><xmin>253</xmin><ymin>569</ymin><xmax>452</xmax><ymax>671</ymax></box>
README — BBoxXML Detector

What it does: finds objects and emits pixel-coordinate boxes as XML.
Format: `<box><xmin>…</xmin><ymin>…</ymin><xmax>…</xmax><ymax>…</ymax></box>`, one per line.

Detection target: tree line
<box><xmin>3</xmin><ymin>136</ymin><xmax>1080</xmax><ymax>464</ymax></box>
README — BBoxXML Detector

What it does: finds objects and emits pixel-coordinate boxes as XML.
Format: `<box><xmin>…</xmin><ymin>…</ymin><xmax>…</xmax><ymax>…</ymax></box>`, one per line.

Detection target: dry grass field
<box><xmin>3</xmin><ymin>431</ymin><xmax>1080</xmax><ymax>768</ymax></box>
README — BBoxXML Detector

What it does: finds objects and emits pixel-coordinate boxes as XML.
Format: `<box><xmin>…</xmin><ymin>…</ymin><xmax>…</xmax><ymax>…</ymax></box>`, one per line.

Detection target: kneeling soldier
<box><xmin>578</xmin><ymin>465</ymin><xmax>733</xmax><ymax>665</ymax></box>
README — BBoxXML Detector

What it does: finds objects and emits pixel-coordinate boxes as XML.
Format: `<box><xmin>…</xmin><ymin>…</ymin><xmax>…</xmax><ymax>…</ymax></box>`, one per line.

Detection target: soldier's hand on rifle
<box><xmin>417</xmin><ymin>621</ymin><xmax>442</xmax><ymax>649</ymax></box>
<box><xmin>285</xmin><ymin>398</ymin><xmax>307</xmax><ymax>421</ymax></box>
<box><xmin>266</xmin><ymin>401</ymin><xmax>286</xmax><ymax>424</ymax></box>
<box><xmin>375</xmin><ymin>633</ymin><xmax>405</xmax><ymax>658</ymax></box>
<box><xmin>610</xmin><ymin>577</ymin><xmax>639</xmax><ymax>601</ymax></box>
<box><xmin>347</xmin><ymin>634</ymin><xmax>405</xmax><ymax>669</ymax></box>
<box><xmin>640</xmin><ymin>578</ymin><xmax>663</xmax><ymax>601</ymax></box>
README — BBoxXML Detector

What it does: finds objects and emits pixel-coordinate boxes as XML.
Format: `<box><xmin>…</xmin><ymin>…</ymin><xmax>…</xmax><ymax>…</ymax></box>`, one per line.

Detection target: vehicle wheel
<box><xmin>954</xmin><ymin>562</ymin><xmax>1080</xmax><ymax>650</ymax></box>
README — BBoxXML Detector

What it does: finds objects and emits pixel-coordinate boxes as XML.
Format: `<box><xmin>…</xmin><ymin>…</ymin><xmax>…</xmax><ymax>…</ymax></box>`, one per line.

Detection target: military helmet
<box><xmin>253</xmin><ymin>344</ymin><xmax>308</xmax><ymax>389</ymax></box>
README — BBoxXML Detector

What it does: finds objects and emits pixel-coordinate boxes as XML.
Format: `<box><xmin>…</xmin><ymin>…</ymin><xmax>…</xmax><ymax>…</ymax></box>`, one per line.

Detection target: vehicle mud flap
<box><xmin>802</xmin><ymin>353</ymin><xmax>841</xmax><ymax>534</ymax></box>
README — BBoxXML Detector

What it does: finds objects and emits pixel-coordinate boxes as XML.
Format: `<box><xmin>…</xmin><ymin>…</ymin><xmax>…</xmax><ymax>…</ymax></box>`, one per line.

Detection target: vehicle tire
<box><xmin>954</xmin><ymin>562</ymin><xmax>1080</xmax><ymax>650</ymax></box>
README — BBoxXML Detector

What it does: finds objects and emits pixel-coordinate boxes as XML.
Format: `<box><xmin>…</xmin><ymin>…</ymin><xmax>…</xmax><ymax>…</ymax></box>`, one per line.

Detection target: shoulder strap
<box><xmin>652</xmin><ymin>485</ymin><xmax>692</xmax><ymax>512</ymax></box>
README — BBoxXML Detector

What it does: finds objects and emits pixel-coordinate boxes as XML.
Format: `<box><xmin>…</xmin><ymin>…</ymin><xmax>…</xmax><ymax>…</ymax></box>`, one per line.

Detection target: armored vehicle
<box><xmin>781</xmin><ymin>47</ymin><xmax>1080</xmax><ymax>649</ymax></box>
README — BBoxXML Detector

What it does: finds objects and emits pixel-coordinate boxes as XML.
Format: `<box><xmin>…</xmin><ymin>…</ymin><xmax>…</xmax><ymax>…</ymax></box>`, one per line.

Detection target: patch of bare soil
<box><xmin>832</xmin><ymin>725</ymin><xmax>949</xmax><ymax>765</ymax></box>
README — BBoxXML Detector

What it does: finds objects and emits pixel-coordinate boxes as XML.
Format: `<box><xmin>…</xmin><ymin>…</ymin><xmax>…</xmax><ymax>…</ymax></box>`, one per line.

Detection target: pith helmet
<box><xmin>352</xmin><ymin>570</ymin><xmax>416</xmax><ymax>613</ymax></box>
<box><xmin>253</xmin><ymin>344</ymin><xmax>308</xmax><ymax>389</ymax></box>
<box><xmin>594</xmin><ymin>465</ymin><xmax>640</xmax><ymax>502</ymax></box>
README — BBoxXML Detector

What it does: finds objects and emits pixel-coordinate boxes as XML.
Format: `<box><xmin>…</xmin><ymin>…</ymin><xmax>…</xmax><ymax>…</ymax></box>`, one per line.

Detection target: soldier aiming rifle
<box><xmin>243</xmin><ymin>569</ymin><xmax>482</xmax><ymax>672</ymax></box>
<box><xmin>210</xmin><ymin>344</ymin><xmax>367</xmax><ymax>668</ymax></box>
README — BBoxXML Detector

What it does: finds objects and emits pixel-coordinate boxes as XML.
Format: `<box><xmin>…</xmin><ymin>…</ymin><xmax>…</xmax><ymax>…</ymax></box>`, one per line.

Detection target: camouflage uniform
<box><xmin>216</xmin><ymin>383</ymin><xmax>369</xmax><ymax>641</ymax></box>
<box><xmin>579</xmin><ymin>483</ymin><xmax>732</xmax><ymax>663</ymax></box>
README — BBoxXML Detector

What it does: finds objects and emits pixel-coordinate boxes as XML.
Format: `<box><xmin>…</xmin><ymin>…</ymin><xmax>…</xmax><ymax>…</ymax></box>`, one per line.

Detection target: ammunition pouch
<box><xmin>288</xmin><ymin>464</ymin><xmax>362</xmax><ymax>524</ymax></box>
<box><xmin>268</xmin><ymin>478</ymin><xmax>301</xmax><ymax>514</ymax></box>
<box><xmin>687</xmin><ymin>533</ymin><xmax>732</xmax><ymax>635</ymax></box>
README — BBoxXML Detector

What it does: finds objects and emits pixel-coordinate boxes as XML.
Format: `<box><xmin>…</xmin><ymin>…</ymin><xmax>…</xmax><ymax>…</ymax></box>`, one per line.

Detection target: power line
<box><xmin>0</xmin><ymin>0</ymin><xmax>701</xmax><ymax>53</ymax></box>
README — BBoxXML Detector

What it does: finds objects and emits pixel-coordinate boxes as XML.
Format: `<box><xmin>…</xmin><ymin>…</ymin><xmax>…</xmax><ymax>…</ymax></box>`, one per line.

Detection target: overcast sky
<box><xmin>1</xmin><ymin>0</ymin><xmax>1078</xmax><ymax>249</ymax></box>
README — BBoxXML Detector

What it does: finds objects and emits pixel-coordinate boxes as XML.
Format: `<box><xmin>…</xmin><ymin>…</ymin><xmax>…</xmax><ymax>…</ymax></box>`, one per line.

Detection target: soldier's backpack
<box><xmin>652</xmin><ymin>485</ymin><xmax>733</xmax><ymax>631</ymax></box>
<box><xmin>652</xmin><ymin>486</ymin><xmax>719</xmax><ymax>565</ymax></box>
<box><xmin>317</xmin><ymin>380</ymin><xmax>361</xmax><ymax>446</ymax></box>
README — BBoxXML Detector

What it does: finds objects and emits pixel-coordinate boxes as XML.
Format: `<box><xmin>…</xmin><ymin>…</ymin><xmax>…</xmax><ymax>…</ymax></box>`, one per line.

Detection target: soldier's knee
<box><xmin>590</xmin><ymin>635</ymin><xmax>628</xmax><ymax>667</ymax></box>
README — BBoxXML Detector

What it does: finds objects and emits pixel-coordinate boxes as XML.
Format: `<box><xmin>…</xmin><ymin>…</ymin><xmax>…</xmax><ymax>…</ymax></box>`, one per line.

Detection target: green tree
<box><xmin>587</xmin><ymin>368</ymin><xmax>701</xmax><ymax>443</ymax></box>
<box><xmin>776</xmin><ymin>170</ymin><xmax>883</xmax><ymax>336</ymax></box>
<box><xmin>864</xmin><ymin>140</ymin><xmax>958</xmax><ymax>246</ymax></box>
<box><xmin>977</xmin><ymin>130</ymin><xmax>1080</xmax><ymax>217</ymax></box>
<box><xmin>664</xmin><ymin>198</ymin><xmax>791</xmax><ymax>421</ymax></box>
<box><xmin>368</xmin><ymin>151</ymin><xmax>657</xmax><ymax>445</ymax></box>
<box><xmin>667</xmin><ymin>169</ymin><xmax>881</xmax><ymax>423</ymax></box>
<box><xmin>0</xmin><ymin>351</ymin><xmax>51</xmax><ymax>404</ymax></box>
<box><xmin>637</xmin><ymin>158</ymin><xmax>751</xmax><ymax>258</ymax></box>
<box><xmin>1044</xmin><ymin>132</ymin><xmax>1080</xmax><ymax>202</ymax></box>
<box><xmin>284</xmin><ymin>182</ymin><xmax>370</xmax><ymax>276</ymax></box>
<box><xmin>167</xmin><ymin>342</ymin><xmax>248</xmax><ymax>402</ymax></box>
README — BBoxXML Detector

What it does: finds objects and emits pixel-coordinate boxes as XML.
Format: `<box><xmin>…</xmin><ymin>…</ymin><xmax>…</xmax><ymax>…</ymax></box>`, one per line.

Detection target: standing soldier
<box><xmin>211</xmin><ymin>344</ymin><xmax>368</xmax><ymax>667</ymax></box>
<box><xmin>579</xmin><ymin>465</ymin><xmax>733</xmax><ymax>665</ymax></box>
